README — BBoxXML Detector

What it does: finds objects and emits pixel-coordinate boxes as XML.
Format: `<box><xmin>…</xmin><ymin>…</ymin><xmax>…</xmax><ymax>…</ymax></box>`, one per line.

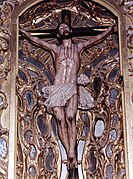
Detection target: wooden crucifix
<box><xmin>20</xmin><ymin>9</ymin><xmax>116</xmax><ymax>179</ymax></box>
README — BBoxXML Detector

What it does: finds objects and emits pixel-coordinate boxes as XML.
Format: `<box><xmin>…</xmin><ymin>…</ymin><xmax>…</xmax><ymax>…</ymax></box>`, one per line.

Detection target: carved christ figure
<box><xmin>20</xmin><ymin>23</ymin><xmax>114</xmax><ymax>170</ymax></box>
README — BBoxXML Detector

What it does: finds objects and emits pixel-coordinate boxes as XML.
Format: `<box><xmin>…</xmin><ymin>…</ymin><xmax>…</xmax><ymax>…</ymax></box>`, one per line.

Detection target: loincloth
<box><xmin>42</xmin><ymin>83</ymin><xmax>77</xmax><ymax>113</ymax></box>
<box><xmin>42</xmin><ymin>75</ymin><xmax>94</xmax><ymax>114</ymax></box>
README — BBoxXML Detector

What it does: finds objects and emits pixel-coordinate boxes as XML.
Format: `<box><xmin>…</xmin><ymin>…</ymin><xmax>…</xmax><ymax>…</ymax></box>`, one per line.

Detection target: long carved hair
<box><xmin>56</xmin><ymin>22</ymin><xmax>72</xmax><ymax>45</ymax></box>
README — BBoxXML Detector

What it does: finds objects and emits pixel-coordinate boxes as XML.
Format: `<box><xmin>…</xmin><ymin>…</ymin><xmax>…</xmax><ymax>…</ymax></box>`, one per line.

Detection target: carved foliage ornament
<box><xmin>0</xmin><ymin>91</ymin><xmax>8</xmax><ymax>178</ymax></box>
<box><xmin>0</xmin><ymin>2</ymin><xmax>14</xmax><ymax>178</ymax></box>
<box><xmin>127</xmin><ymin>26</ymin><xmax>133</xmax><ymax>76</ymax></box>
<box><xmin>0</xmin><ymin>1</ymin><xmax>14</xmax><ymax>82</ymax></box>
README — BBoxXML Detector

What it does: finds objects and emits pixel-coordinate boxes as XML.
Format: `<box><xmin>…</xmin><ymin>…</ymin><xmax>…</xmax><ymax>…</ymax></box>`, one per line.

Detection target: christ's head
<box><xmin>57</xmin><ymin>22</ymin><xmax>72</xmax><ymax>41</ymax></box>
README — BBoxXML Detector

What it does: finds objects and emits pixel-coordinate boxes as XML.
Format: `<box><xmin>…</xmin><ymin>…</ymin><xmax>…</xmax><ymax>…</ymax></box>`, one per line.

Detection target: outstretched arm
<box><xmin>19</xmin><ymin>29</ymin><xmax>56</xmax><ymax>52</ymax></box>
<box><xmin>78</xmin><ymin>25</ymin><xmax>115</xmax><ymax>52</ymax></box>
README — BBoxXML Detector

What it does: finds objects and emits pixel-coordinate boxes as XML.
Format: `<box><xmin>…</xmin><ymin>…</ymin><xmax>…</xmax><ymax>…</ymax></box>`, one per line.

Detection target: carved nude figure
<box><xmin>20</xmin><ymin>23</ymin><xmax>114</xmax><ymax>170</ymax></box>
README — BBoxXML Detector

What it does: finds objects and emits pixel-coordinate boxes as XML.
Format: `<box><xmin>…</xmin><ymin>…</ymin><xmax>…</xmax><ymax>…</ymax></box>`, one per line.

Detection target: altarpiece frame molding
<box><xmin>0</xmin><ymin>0</ymin><xmax>132</xmax><ymax>178</ymax></box>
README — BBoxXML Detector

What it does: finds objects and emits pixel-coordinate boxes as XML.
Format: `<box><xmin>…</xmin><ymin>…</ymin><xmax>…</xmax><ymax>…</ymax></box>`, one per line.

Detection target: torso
<box><xmin>54</xmin><ymin>43</ymin><xmax>80</xmax><ymax>85</ymax></box>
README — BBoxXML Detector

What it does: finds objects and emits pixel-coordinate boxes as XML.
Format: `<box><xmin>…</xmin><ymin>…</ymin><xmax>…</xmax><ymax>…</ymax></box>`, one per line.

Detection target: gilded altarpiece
<box><xmin>0</xmin><ymin>0</ymin><xmax>133</xmax><ymax>179</ymax></box>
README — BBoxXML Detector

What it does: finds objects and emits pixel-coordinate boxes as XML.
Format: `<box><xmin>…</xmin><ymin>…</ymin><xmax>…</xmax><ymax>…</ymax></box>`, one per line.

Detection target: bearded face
<box><xmin>57</xmin><ymin>23</ymin><xmax>72</xmax><ymax>39</ymax></box>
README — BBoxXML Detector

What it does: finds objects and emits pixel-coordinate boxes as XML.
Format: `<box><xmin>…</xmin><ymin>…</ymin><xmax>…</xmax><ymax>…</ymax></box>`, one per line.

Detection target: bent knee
<box><xmin>54</xmin><ymin>113</ymin><xmax>63</xmax><ymax>123</ymax></box>
<box><xmin>53</xmin><ymin>114</ymin><xmax>63</xmax><ymax>124</ymax></box>
<box><xmin>66</xmin><ymin>109</ymin><xmax>76</xmax><ymax>120</ymax></box>
<box><xmin>57</xmin><ymin>118</ymin><xmax>62</xmax><ymax>124</ymax></box>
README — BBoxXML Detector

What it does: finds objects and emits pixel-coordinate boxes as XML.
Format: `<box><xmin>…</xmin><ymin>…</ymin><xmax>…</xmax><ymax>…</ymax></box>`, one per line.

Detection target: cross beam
<box><xmin>27</xmin><ymin>26</ymin><xmax>110</xmax><ymax>39</ymax></box>
<box><xmin>24</xmin><ymin>9</ymin><xmax>110</xmax><ymax>39</ymax></box>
